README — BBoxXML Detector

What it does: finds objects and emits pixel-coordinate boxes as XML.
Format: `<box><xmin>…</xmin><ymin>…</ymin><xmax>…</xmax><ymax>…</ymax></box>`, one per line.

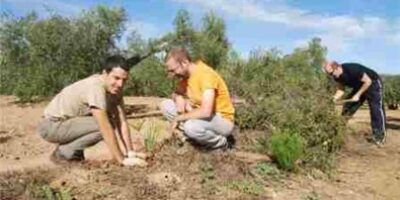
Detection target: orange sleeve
<box><xmin>200</xmin><ymin>73</ymin><xmax>218</xmax><ymax>91</ymax></box>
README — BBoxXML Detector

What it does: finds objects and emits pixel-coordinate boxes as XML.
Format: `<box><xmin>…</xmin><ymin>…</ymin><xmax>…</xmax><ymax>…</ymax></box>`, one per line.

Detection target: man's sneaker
<box><xmin>50</xmin><ymin>147</ymin><xmax>84</xmax><ymax>165</ymax></box>
<box><xmin>373</xmin><ymin>132</ymin><xmax>387</xmax><ymax>147</ymax></box>
<box><xmin>127</xmin><ymin>151</ymin><xmax>147</xmax><ymax>159</ymax></box>
<box><xmin>122</xmin><ymin>157</ymin><xmax>148</xmax><ymax>167</ymax></box>
<box><xmin>219</xmin><ymin>135</ymin><xmax>236</xmax><ymax>152</ymax></box>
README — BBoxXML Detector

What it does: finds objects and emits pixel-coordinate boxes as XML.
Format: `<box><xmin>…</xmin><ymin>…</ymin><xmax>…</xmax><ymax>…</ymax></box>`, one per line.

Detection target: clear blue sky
<box><xmin>2</xmin><ymin>0</ymin><xmax>399</xmax><ymax>74</ymax></box>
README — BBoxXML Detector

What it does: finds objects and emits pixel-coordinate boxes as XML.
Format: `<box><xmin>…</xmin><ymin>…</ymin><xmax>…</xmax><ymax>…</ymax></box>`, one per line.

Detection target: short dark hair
<box><xmin>103</xmin><ymin>55</ymin><xmax>130</xmax><ymax>73</ymax></box>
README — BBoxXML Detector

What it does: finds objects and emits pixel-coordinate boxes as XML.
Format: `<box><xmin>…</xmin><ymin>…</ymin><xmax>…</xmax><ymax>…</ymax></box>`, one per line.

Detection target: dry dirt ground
<box><xmin>0</xmin><ymin>95</ymin><xmax>399</xmax><ymax>200</ymax></box>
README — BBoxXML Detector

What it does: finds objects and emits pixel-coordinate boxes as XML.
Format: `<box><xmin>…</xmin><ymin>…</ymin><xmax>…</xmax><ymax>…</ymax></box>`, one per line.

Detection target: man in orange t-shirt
<box><xmin>160</xmin><ymin>47</ymin><xmax>235</xmax><ymax>149</ymax></box>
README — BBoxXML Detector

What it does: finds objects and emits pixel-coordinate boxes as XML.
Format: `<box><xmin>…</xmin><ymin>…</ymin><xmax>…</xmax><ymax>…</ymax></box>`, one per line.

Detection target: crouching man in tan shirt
<box><xmin>37</xmin><ymin>55</ymin><xmax>146</xmax><ymax>167</ymax></box>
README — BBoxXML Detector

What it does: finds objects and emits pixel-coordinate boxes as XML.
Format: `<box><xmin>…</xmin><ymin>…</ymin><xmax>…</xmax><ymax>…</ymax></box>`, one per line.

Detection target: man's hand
<box><xmin>122</xmin><ymin>157</ymin><xmax>147</xmax><ymax>167</ymax></box>
<box><xmin>170</xmin><ymin>119</ymin><xmax>180</xmax><ymax>137</ymax></box>
<box><xmin>333</xmin><ymin>96</ymin><xmax>339</xmax><ymax>103</ymax></box>
<box><xmin>350</xmin><ymin>94</ymin><xmax>360</xmax><ymax>102</ymax></box>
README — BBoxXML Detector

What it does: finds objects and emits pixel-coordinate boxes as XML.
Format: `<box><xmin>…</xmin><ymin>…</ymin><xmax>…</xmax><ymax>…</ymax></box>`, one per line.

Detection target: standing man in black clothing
<box><xmin>323</xmin><ymin>61</ymin><xmax>386</xmax><ymax>146</ymax></box>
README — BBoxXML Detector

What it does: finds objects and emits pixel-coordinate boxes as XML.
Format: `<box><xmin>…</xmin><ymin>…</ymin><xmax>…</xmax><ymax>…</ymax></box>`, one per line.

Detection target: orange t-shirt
<box><xmin>177</xmin><ymin>60</ymin><xmax>235</xmax><ymax>121</ymax></box>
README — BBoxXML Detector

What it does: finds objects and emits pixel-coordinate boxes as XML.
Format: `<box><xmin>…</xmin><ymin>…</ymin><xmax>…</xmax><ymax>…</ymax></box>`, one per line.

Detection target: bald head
<box><xmin>323</xmin><ymin>60</ymin><xmax>340</xmax><ymax>73</ymax></box>
<box><xmin>323</xmin><ymin>60</ymin><xmax>344</xmax><ymax>78</ymax></box>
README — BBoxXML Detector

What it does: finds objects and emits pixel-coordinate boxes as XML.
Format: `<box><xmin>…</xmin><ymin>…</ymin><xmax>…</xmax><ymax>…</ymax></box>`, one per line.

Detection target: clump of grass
<box><xmin>144</xmin><ymin>129</ymin><xmax>158</xmax><ymax>152</ymax></box>
<box><xmin>41</xmin><ymin>185</ymin><xmax>73</xmax><ymax>200</ymax></box>
<box><xmin>199</xmin><ymin>162</ymin><xmax>220</xmax><ymax>194</ymax></box>
<box><xmin>141</xmin><ymin>119</ymin><xmax>164</xmax><ymax>152</ymax></box>
<box><xmin>270</xmin><ymin>129</ymin><xmax>304</xmax><ymax>171</ymax></box>
<box><xmin>226</xmin><ymin>179</ymin><xmax>264</xmax><ymax>196</ymax></box>
<box><xmin>200</xmin><ymin>162</ymin><xmax>215</xmax><ymax>184</ymax></box>
<box><xmin>254</xmin><ymin>162</ymin><xmax>282</xmax><ymax>181</ymax></box>
<box><xmin>302</xmin><ymin>191</ymin><xmax>321</xmax><ymax>200</ymax></box>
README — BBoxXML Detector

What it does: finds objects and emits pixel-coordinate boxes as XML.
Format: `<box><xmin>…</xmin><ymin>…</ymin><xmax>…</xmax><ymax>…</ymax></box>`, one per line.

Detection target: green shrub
<box><xmin>124</xmin><ymin>56</ymin><xmax>175</xmax><ymax>97</ymax></box>
<box><xmin>383</xmin><ymin>75</ymin><xmax>400</xmax><ymax>110</ymax></box>
<box><xmin>270</xmin><ymin>130</ymin><xmax>304</xmax><ymax>170</ymax></box>
<box><xmin>223</xmin><ymin>39</ymin><xmax>345</xmax><ymax>171</ymax></box>
<box><xmin>0</xmin><ymin>6</ymin><xmax>126</xmax><ymax>101</ymax></box>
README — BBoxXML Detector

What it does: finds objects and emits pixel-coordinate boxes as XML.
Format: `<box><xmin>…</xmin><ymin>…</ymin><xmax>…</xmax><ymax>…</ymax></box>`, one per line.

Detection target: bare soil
<box><xmin>0</xmin><ymin>95</ymin><xmax>399</xmax><ymax>200</ymax></box>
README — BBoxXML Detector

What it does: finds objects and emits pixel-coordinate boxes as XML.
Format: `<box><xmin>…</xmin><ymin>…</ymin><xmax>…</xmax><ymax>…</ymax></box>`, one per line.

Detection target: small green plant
<box><xmin>226</xmin><ymin>179</ymin><xmax>264</xmax><ymax>196</ymax></box>
<box><xmin>254</xmin><ymin>162</ymin><xmax>282</xmax><ymax>180</ymax></box>
<box><xmin>144</xmin><ymin>131</ymin><xmax>157</xmax><ymax>152</ymax></box>
<box><xmin>199</xmin><ymin>162</ymin><xmax>220</xmax><ymax>194</ymax></box>
<box><xmin>302</xmin><ymin>191</ymin><xmax>321</xmax><ymax>200</ymax></box>
<box><xmin>41</xmin><ymin>185</ymin><xmax>73</xmax><ymax>200</ymax></box>
<box><xmin>200</xmin><ymin>162</ymin><xmax>215</xmax><ymax>184</ymax></box>
<box><xmin>142</xmin><ymin>119</ymin><xmax>163</xmax><ymax>152</ymax></box>
<box><xmin>270</xmin><ymin>130</ymin><xmax>304</xmax><ymax>171</ymax></box>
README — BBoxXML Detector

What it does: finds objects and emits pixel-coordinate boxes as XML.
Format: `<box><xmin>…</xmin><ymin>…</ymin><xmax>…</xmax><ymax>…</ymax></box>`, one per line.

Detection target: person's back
<box><xmin>44</xmin><ymin>74</ymin><xmax>120</xmax><ymax>120</ymax></box>
<box><xmin>182</xmin><ymin>60</ymin><xmax>234</xmax><ymax>121</ymax></box>
<box><xmin>334</xmin><ymin>63</ymin><xmax>380</xmax><ymax>90</ymax></box>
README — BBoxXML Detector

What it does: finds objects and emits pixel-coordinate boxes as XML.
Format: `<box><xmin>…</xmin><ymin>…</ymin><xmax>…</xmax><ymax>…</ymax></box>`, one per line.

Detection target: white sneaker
<box><xmin>122</xmin><ymin>157</ymin><xmax>148</xmax><ymax>167</ymax></box>
<box><xmin>127</xmin><ymin>151</ymin><xmax>147</xmax><ymax>159</ymax></box>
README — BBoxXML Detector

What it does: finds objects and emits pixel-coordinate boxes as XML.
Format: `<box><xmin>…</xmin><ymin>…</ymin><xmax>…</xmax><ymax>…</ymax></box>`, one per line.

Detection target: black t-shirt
<box><xmin>334</xmin><ymin>63</ymin><xmax>379</xmax><ymax>89</ymax></box>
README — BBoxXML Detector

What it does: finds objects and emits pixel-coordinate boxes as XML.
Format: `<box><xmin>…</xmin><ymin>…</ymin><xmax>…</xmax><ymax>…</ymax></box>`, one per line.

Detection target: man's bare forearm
<box><xmin>176</xmin><ymin>108</ymin><xmax>211</xmax><ymax>122</ymax></box>
<box><xmin>354</xmin><ymin>73</ymin><xmax>372</xmax><ymax>98</ymax></box>
<box><xmin>173</xmin><ymin>93</ymin><xmax>186</xmax><ymax>113</ymax></box>
<box><xmin>92</xmin><ymin>109</ymin><xmax>124</xmax><ymax>163</ymax></box>
<box><xmin>333</xmin><ymin>89</ymin><xmax>345</xmax><ymax>100</ymax></box>
<box><xmin>120</xmin><ymin>121</ymin><xmax>133</xmax><ymax>152</ymax></box>
<box><xmin>354</xmin><ymin>82</ymin><xmax>371</xmax><ymax>98</ymax></box>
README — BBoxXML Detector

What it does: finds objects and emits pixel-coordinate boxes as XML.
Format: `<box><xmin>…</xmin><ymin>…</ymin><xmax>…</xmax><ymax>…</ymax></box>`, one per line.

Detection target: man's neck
<box><xmin>187</xmin><ymin>61</ymin><xmax>197</xmax><ymax>77</ymax></box>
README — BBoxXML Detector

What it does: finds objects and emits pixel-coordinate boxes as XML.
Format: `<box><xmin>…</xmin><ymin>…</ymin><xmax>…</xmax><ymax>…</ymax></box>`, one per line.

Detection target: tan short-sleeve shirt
<box><xmin>44</xmin><ymin>74</ymin><xmax>122</xmax><ymax>119</ymax></box>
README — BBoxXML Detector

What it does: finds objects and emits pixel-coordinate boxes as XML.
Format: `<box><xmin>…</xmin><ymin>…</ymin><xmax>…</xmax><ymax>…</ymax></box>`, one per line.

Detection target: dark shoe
<box><xmin>219</xmin><ymin>135</ymin><xmax>235</xmax><ymax>152</ymax></box>
<box><xmin>373</xmin><ymin>132</ymin><xmax>387</xmax><ymax>147</ymax></box>
<box><xmin>50</xmin><ymin>147</ymin><xmax>84</xmax><ymax>165</ymax></box>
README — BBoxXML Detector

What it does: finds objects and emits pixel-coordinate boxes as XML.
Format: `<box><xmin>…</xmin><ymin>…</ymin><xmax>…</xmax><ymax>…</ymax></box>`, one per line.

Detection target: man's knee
<box><xmin>91</xmin><ymin>132</ymin><xmax>103</xmax><ymax>143</ymax></box>
<box><xmin>183</xmin><ymin>120</ymin><xmax>205</xmax><ymax>139</ymax></box>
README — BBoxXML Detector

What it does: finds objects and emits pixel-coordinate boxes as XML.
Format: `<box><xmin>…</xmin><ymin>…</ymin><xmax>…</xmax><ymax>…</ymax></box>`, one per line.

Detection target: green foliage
<box><xmin>302</xmin><ymin>191</ymin><xmax>321</xmax><ymax>200</ymax></box>
<box><xmin>200</xmin><ymin>162</ymin><xmax>215</xmax><ymax>184</ymax></box>
<box><xmin>226</xmin><ymin>179</ymin><xmax>264</xmax><ymax>196</ymax></box>
<box><xmin>125</xmin><ymin>56</ymin><xmax>175</xmax><ymax>97</ymax></box>
<box><xmin>254</xmin><ymin>162</ymin><xmax>282</xmax><ymax>180</ymax></box>
<box><xmin>270</xmin><ymin>130</ymin><xmax>304</xmax><ymax>170</ymax></box>
<box><xmin>144</xmin><ymin>131</ymin><xmax>157</xmax><ymax>153</ymax></box>
<box><xmin>383</xmin><ymin>75</ymin><xmax>400</xmax><ymax>110</ymax></box>
<box><xmin>223</xmin><ymin>39</ymin><xmax>345</xmax><ymax>171</ymax></box>
<box><xmin>169</xmin><ymin>9</ymin><xmax>230</xmax><ymax>69</ymax></box>
<box><xmin>140</xmin><ymin>118</ymin><xmax>166</xmax><ymax>152</ymax></box>
<box><xmin>0</xmin><ymin>6</ymin><xmax>126</xmax><ymax>101</ymax></box>
<box><xmin>124</xmin><ymin>34</ymin><xmax>175</xmax><ymax>97</ymax></box>
<box><xmin>41</xmin><ymin>185</ymin><xmax>73</xmax><ymax>200</ymax></box>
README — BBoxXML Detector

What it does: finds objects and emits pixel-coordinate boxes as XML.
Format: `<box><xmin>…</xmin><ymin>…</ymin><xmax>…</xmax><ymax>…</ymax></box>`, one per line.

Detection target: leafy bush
<box><xmin>383</xmin><ymin>75</ymin><xmax>400</xmax><ymax>110</ymax></box>
<box><xmin>270</xmin><ymin>130</ymin><xmax>304</xmax><ymax>170</ymax></box>
<box><xmin>0</xmin><ymin>6</ymin><xmax>126</xmax><ymax>101</ymax></box>
<box><xmin>124</xmin><ymin>56</ymin><xmax>175</xmax><ymax>97</ymax></box>
<box><xmin>223</xmin><ymin>39</ymin><xmax>345</xmax><ymax>171</ymax></box>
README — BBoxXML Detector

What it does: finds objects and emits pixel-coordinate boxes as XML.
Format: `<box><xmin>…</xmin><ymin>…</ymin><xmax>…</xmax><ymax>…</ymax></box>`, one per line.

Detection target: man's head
<box><xmin>102</xmin><ymin>55</ymin><xmax>130</xmax><ymax>95</ymax></box>
<box><xmin>164</xmin><ymin>47</ymin><xmax>192</xmax><ymax>79</ymax></box>
<box><xmin>323</xmin><ymin>60</ymin><xmax>342</xmax><ymax>78</ymax></box>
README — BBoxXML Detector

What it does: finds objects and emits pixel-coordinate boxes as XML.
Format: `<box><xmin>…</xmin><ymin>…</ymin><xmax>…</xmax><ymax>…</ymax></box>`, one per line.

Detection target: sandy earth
<box><xmin>0</xmin><ymin>95</ymin><xmax>399</xmax><ymax>199</ymax></box>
